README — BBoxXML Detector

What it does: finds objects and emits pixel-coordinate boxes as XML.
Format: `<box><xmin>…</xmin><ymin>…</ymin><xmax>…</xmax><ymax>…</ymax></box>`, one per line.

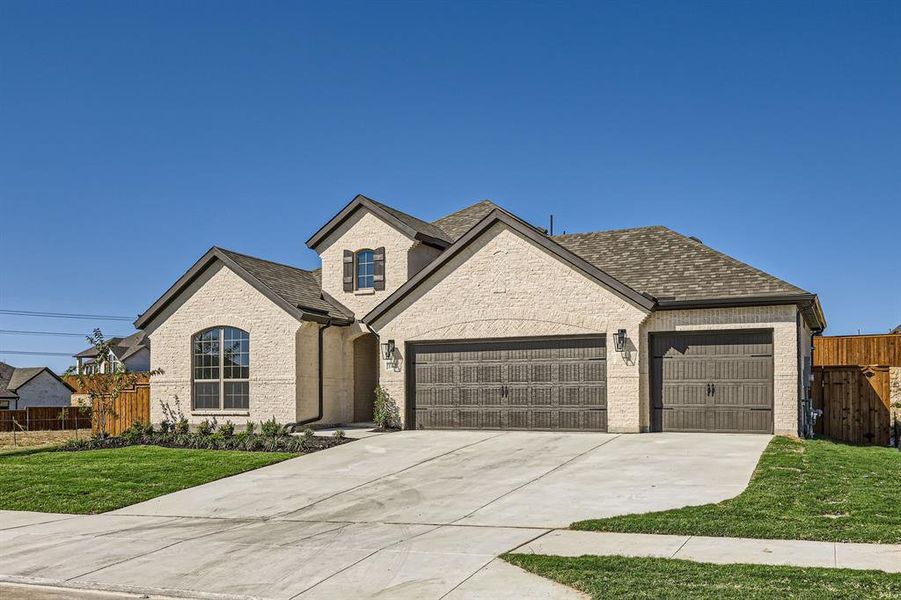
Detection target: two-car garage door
<box><xmin>409</xmin><ymin>337</ymin><xmax>607</xmax><ymax>431</ymax></box>
<box><xmin>407</xmin><ymin>330</ymin><xmax>774</xmax><ymax>434</ymax></box>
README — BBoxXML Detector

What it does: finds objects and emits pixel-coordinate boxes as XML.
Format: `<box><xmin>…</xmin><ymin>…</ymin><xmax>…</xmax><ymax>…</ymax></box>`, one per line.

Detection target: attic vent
<box><xmin>688</xmin><ymin>236</ymin><xmax>703</xmax><ymax>244</ymax></box>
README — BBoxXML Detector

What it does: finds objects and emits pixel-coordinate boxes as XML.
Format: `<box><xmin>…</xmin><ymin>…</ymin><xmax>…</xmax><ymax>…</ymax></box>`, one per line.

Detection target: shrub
<box><xmin>333</xmin><ymin>429</ymin><xmax>345</xmax><ymax>439</ymax></box>
<box><xmin>159</xmin><ymin>420</ymin><xmax>172</xmax><ymax>434</ymax></box>
<box><xmin>373</xmin><ymin>385</ymin><xmax>401</xmax><ymax>430</ymax></box>
<box><xmin>302</xmin><ymin>427</ymin><xmax>315</xmax><ymax>441</ymax></box>
<box><xmin>175</xmin><ymin>417</ymin><xmax>190</xmax><ymax>435</ymax></box>
<box><xmin>244</xmin><ymin>421</ymin><xmax>256</xmax><ymax>435</ymax></box>
<box><xmin>260</xmin><ymin>417</ymin><xmax>284</xmax><ymax>437</ymax></box>
<box><xmin>218</xmin><ymin>420</ymin><xmax>235</xmax><ymax>437</ymax></box>
<box><xmin>58</xmin><ymin>429</ymin><xmax>353</xmax><ymax>453</ymax></box>
<box><xmin>197</xmin><ymin>419</ymin><xmax>215</xmax><ymax>436</ymax></box>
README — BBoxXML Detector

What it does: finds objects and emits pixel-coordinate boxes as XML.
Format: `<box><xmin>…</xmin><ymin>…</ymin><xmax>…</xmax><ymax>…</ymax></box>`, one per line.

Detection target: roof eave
<box><xmin>135</xmin><ymin>248</ymin><xmax>328</xmax><ymax>330</ymax></box>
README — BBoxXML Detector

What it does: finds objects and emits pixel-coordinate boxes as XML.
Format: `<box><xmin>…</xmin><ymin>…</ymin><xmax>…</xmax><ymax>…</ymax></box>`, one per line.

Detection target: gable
<box><xmin>135</xmin><ymin>248</ymin><xmax>350</xmax><ymax>331</ymax></box>
<box><xmin>307</xmin><ymin>194</ymin><xmax>451</xmax><ymax>250</ymax></box>
<box><xmin>366</xmin><ymin>214</ymin><xmax>653</xmax><ymax>330</ymax></box>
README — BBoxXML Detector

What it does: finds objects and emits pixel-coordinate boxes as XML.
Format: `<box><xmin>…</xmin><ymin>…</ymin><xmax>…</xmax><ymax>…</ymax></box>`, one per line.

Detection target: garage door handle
<box><xmin>706</xmin><ymin>383</ymin><xmax>711</xmax><ymax>396</ymax></box>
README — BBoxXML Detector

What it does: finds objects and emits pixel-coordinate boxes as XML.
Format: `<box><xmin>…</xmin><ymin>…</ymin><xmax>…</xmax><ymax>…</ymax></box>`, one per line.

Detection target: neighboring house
<box><xmin>74</xmin><ymin>331</ymin><xmax>150</xmax><ymax>375</ymax></box>
<box><xmin>892</xmin><ymin>324</ymin><xmax>901</xmax><ymax>334</ymax></box>
<box><xmin>135</xmin><ymin>194</ymin><xmax>826</xmax><ymax>436</ymax></box>
<box><xmin>0</xmin><ymin>362</ymin><xmax>75</xmax><ymax>410</ymax></box>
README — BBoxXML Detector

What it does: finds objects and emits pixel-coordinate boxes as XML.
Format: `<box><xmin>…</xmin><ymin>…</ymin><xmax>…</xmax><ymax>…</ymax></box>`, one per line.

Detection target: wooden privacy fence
<box><xmin>0</xmin><ymin>407</ymin><xmax>92</xmax><ymax>432</ymax></box>
<box><xmin>812</xmin><ymin>366</ymin><xmax>891</xmax><ymax>446</ymax></box>
<box><xmin>92</xmin><ymin>380</ymin><xmax>150</xmax><ymax>437</ymax></box>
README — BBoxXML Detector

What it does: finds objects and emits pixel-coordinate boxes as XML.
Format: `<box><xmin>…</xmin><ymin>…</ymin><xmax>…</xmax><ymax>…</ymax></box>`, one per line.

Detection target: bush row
<box><xmin>59</xmin><ymin>428</ymin><xmax>351</xmax><ymax>453</ymax></box>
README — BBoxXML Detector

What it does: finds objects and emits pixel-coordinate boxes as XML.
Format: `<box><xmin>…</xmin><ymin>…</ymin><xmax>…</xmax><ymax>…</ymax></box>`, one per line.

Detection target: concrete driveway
<box><xmin>0</xmin><ymin>431</ymin><xmax>769</xmax><ymax>599</ymax></box>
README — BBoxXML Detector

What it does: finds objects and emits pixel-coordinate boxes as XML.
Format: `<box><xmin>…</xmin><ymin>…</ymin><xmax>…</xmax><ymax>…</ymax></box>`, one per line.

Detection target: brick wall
<box><xmin>146</xmin><ymin>262</ymin><xmax>304</xmax><ymax>426</ymax></box>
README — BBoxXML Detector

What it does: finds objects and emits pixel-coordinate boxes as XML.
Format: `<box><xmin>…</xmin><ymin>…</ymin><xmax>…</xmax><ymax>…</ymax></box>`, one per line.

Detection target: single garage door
<box><xmin>651</xmin><ymin>330</ymin><xmax>773</xmax><ymax>433</ymax></box>
<box><xmin>409</xmin><ymin>336</ymin><xmax>606</xmax><ymax>431</ymax></box>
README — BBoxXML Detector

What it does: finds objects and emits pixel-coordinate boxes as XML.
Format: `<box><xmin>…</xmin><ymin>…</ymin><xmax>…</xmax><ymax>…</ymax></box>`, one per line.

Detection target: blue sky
<box><xmin>1</xmin><ymin>1</ymin><xmax>899</xmax><ymax>373</ymax></box>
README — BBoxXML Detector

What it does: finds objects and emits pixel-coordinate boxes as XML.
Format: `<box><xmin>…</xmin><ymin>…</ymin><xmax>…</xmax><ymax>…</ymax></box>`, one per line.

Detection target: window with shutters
<box><xmin>355</xmin><ymin>249</ymin><xmax>375</xmax><ymax>289</ymax></box>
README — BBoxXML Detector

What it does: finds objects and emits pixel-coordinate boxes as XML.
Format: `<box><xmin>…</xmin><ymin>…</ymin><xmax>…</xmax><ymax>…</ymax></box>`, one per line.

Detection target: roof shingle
<box><xmin>553</xmin><ymin>226</ymin><xmax>809</xmax><ymax>302</ymax></box>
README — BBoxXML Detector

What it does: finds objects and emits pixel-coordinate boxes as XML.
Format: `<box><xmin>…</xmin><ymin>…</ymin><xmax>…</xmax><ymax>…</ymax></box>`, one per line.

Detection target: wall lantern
<box><xmin>613</xmin><ymin>329</ymin><xmax>627</xmax><ymax>353</ymax></box>
<box><xmin>381</xmin><ymin>339</ymin><xmax>396</xmax><ymax>361</ymax></box>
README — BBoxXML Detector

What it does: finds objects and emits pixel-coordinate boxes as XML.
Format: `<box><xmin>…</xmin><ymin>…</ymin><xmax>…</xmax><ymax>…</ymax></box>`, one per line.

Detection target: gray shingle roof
<box><xmin>0</xmin><ymin>362</ymin><xmax>18</xmax><ymax>399</ymax></box>
<box><xmin>432</xmin><ymin>200</ymin><xmax>503</xmax><ymax>240</ymax></box>
<box><xmin>218</xmin><ymin>249</ymin><xmax>352</xmax><ymax>320</ymax></box>
<box><xmin>367</xmin><ymin>198</ymin><xmax>452</xmax><ymax>245</ymax></box>
<box><xmin>553</xmin><ymin>226</ymin><xmax>809</xmax><ymax>302</ymax></box>
<box><xmin>0</xmin><ymin>362</ymin><xmax>71</xmax><ymax>399</ymax></box>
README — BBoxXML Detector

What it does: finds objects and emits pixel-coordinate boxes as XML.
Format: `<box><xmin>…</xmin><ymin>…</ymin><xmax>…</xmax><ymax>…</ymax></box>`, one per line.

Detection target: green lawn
<box><xmin>503</xmin><ymin>554</ymin><xmax>901</xmax><ymax>600</ymax></box>
<box><xmin>0</xmin><ymin>446</ymin><xmax>295</xmax><ymax>513</ymax></box>
<box><xmin>572</xmin><ymin>436</ymin><xmax>901</xmax><ymax>543</ymax></box>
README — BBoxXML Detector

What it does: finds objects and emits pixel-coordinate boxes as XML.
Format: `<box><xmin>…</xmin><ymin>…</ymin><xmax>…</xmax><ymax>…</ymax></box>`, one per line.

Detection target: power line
<box><xmin>0</xmin><ymin>309</ymin><xmax>134</xmax><ymax>322</ymax></box>
<box><xmin>0</xmin><ymin>350</ymin><xmax>74</xmax><ymax>357</ymax></box>
<box><xmin>0</xmin><ymin>329</ymin><xmax>127</xmax><ymax>338</ymax></box>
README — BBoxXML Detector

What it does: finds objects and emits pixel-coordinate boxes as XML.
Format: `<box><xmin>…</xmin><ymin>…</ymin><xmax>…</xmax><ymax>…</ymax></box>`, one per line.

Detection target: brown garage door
<box><xmin>651</xmin><ymin>330</ymin><xmax>773</xmax><ymax>433</ymax></box>
<box><xmin>409</xmin><ymin>336</ymin><xmax>606</xmax><ymax>431</ymax></box>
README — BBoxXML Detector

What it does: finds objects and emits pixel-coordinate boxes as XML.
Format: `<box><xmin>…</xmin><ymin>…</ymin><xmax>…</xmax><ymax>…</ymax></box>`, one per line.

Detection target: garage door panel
<box><xmin>460</xmin><ymin>364</ymin><xmax>503</xmax><ymax>384</ymax></box>
<box><xmin>712</xmin><ymin>409</ymin><xmax>772</xmax><ymax>433</ymax></box>
<box><xmin>410</xmin><ymin>337</ymin><xmax>606</xmax><ymax>432</ymax></box>
<box><xmin>661</xmin><ymin>383</ymin><xmax>708</xmax><ymax>406</ymax></box>
<box><xmin>652</xmin><ymin>330</ymin><xmax>773</xmax><ymax>434</ymax></box>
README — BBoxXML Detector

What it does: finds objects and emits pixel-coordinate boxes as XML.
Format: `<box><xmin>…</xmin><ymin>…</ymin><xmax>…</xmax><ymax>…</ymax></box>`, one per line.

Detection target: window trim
<box><xmin>355</xmin><ymin>248</ymin><xmax>375</xmax><ymax>290</ymax></box>
<box><xmin>191</xmin><ymin>326</ymin><xmax>250</xmax><ymax>412</ymax></box>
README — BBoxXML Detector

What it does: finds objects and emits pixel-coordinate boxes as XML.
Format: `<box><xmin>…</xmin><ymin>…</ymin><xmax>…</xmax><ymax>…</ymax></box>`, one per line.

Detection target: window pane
<box><xmin>356</xmin><ymin>250</ymin><xmax>374</xmax><ymax>289</ymax></box>
<box><xmin>223</xmin><ymin>381</ymin><xmax>249</xmax><ymax>410</ymax></box>
<box><xmin>193</xmin><ymin>382</ymin><xmax>219</xmax><ymax>410</ymax></box>
<box><xmin>193</xmin><ymin>328</ymin><xmax>220</xmax><ymax>380</ymax></box>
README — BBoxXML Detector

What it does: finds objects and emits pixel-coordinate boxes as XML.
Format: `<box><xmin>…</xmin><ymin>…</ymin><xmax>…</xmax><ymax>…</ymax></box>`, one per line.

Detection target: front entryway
<box><xmin>651</xmin><ymin>330</ymin><xmax>774</xmax><ymax>433</ymax></box>
<box><xmin>352</xmin><ymin>334</ymin><xmax>378</xmax><ymax>422</ymax></box>
<box><xmin>408</xmin><ymin>336</ymin><xmax>607</xmax><ymax>431</ymax></box>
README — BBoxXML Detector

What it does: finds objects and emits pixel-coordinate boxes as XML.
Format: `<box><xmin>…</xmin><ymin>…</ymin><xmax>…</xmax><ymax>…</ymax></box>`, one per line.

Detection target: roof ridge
<box><xmin>553</xmin><ymin>225</ymin><xmax>666</xmax><ymax>238</ymax></box>
<box><xmin>215</xmin><ymin>247</ymin><xmax>317</xmax><ymax>276</ymax></box>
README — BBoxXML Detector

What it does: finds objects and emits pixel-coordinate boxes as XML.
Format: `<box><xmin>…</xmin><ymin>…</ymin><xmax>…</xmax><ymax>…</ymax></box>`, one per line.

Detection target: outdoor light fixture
<box><xmin>613</xmin><ymin>329</ymin><xmax>627</xmax><ymax>353</ymax></box>
<box><xmin>381</xmin><ymin>339</ymin><xmax>396</xmax><ymax>361</ymax></box>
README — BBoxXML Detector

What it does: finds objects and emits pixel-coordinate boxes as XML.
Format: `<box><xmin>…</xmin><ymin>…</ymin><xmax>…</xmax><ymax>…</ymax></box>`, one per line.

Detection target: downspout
<box><xmin>288</xmin><ymin>319</ymin><xmax>332</xmax><ymax>431</ymax></box>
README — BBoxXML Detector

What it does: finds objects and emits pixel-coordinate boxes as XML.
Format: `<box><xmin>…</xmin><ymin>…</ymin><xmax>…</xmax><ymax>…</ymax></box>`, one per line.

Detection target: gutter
<box><xmin>288</xmin><ymin>318</ymin><xmax>332</xmax><ymax>431</ymax></box>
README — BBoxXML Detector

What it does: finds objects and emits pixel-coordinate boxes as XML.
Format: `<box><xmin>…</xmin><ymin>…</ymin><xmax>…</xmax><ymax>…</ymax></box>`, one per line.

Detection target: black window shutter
<box><xmin>373</xmin><ymin>247</ymin><xmax>386</xmax><ymax>290</ymax></box>
<box><xmin>343</xmin><ymin>250</ymin><xmax>354</xmax><ymax>292</ymax></box>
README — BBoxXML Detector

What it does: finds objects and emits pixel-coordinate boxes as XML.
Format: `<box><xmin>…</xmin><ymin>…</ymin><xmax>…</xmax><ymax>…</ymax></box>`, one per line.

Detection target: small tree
<box><xmin>73</xmin><ymin>329</ymin><xmax>161</xmax><ymax>438</ymax></box>
<box><xmin>373</xmin><ymin>385</ymin><xmax>400</xmax><ymax>430</ymax></box>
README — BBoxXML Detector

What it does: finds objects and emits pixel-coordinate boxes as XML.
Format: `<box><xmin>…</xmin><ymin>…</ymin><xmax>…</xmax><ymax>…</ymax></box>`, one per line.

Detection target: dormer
<box><xmin>306</xmin><ymin>195</ymin><xmax>451</xmax><ymax>317</ymax></box>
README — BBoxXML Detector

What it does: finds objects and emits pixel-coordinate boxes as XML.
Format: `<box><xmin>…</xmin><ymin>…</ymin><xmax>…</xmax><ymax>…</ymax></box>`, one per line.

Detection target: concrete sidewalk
<box><xmin>514</xmin><ymin>530</ymin><xmax>901</xmax><ymax>573</ymax></box>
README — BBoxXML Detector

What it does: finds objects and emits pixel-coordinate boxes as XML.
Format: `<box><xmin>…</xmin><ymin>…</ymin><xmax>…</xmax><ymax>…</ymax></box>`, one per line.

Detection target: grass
<box><xmin>0</xmin><ymin>445</ymin><xmax>295</xmax><ymax>513</ymax></box>
<box><xmin>503</xmin><ymin>554</ymin><xmax>901</xmax><ymax>599</ymax></box>
<box><xmin>572</xmin><ymin>436</ymin><xmax>901</xmax><ymax>543</ymax></box>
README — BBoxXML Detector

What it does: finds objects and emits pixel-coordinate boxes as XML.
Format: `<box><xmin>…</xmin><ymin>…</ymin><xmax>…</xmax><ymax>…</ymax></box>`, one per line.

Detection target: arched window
<box><xmin>356</xmin><ymin>249</ymin><xmax>375</xmax><ymax>289</ymax></box>
<box><xmin>192</xmin><ymin>327</ymin><xmax>249</xmax><ymax>411</ymax></box>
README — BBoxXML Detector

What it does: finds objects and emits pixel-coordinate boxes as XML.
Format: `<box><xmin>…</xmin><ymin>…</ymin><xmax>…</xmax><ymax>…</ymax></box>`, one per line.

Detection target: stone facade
<box><xmin>147</xmin><ymin>262</ymin><xmax>311</xmax><ymax>425</ymax></box>
<box><xmin>12</xmin><ymin>371</ymin><xmax>72</xmax><ymax>409</ymax></box>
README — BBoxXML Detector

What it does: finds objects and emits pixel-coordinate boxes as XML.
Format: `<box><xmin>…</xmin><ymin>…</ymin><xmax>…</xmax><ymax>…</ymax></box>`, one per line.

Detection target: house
<box><xmin>135</xmin><ymin>195</ymin><xmax>826</xmax><ymax>436</ymax></box>
<box><xmin>74</xmin><ymin>331</ymin><xmax>150</xmax><ymax>375</ymax></box>
<box><xmin>0</xmin><ymin>362</ymin><xmax>75</xmax><ymax>410</ymax></box>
